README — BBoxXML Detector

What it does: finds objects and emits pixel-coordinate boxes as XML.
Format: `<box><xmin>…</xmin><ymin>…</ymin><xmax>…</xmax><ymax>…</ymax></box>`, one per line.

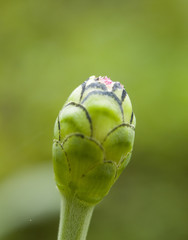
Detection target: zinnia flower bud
<box><xmin>53</xmin><ymin>76</ymin><xmax>136</xmax><ymax>204</ymax></box>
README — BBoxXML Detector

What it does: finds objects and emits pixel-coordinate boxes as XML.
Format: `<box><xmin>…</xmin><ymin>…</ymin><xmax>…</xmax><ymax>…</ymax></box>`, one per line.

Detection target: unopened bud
<box><xmin>53</xmin><ymin>76</ymin><xmax>136</xmax><ymax>204</ymax></box>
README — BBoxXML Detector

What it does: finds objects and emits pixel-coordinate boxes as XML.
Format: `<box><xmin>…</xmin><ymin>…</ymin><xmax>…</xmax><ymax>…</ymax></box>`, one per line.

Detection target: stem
<box><xmin>58</xmin><ymin>192</ymin><xmax>95</xmax><ymax>240</ymax></box>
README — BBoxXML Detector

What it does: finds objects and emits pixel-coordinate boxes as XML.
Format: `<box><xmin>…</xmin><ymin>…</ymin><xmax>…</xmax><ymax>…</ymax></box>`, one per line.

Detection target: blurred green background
<box><xmin>0</xmin><ymin>0</ymin><xmax>188</xmax><ymax>239</ymax></box>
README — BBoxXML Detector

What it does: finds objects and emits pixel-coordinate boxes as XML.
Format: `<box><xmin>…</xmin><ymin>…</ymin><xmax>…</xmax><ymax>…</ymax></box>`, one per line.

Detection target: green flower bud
<box><xmin>53</xmin><ymin>76</ymin><xmax>136</xmax><ymax>205</ymax></box>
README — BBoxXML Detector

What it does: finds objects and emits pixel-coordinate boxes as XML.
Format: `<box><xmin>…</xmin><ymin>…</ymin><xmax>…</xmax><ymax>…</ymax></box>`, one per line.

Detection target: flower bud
<box><xmin>53</xmin><ymin>76</ymin><xmax>136</xmax><ymax>204</ymax></box>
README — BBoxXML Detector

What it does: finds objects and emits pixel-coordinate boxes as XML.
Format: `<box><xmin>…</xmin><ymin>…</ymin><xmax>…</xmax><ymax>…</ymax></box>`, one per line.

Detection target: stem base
<box><xmin>58</xmin><ymin>193</ymin><xmax>95</xmax><ymax>240</ymax></box>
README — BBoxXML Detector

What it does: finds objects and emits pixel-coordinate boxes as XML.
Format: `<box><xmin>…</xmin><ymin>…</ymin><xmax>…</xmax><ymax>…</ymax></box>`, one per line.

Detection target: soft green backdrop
<box><xmin>0</xmin><ymin>0</ymin><xmax>188</xmax><ymax>239</ymax></box>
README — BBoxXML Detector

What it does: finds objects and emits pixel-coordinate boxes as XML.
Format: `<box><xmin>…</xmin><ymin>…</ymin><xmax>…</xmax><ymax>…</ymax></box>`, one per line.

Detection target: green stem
<box><xmin>58</xmin><ymin>193</ymin><xmax>95</xmax><ymax>240</ymax></box>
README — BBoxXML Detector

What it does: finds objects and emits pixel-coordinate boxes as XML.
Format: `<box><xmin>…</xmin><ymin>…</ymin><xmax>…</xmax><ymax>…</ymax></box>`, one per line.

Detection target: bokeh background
<box><xmin>0</xmin><ymin>0</ymin><xmax>188</xmax><ymax>239</ymax></box>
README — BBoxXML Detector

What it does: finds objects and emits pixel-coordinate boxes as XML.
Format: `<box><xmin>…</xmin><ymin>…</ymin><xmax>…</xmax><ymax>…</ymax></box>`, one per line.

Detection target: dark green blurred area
<box><xmin>0</xmin><ymin>0</ymin><xmax>188</xmax><ymax>239</ymax></box>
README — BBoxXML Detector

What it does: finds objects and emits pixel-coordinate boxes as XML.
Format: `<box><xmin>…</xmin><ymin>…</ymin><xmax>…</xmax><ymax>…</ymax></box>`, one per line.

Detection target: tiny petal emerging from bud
<box><xmin>53</xmin><ymin>76</ymin><xmax>136</xmax><ymax>204</ymax></box>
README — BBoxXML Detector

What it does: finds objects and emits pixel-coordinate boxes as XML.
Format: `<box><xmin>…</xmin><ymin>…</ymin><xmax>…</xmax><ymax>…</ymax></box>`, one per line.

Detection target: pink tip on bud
<box><xmin>98</xmin><ymin>76</ymin><xmax>113</xmax><ymax>90</ymax></box>
<box><xmin>103</xmin><ymin>76</ymin><xmax>113</xmax><ymax>85</ymax></box>
<box><xmin>96</xmin><ymin>76</ymin><xmax>124</xmax><ymax>91</ymax></box>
